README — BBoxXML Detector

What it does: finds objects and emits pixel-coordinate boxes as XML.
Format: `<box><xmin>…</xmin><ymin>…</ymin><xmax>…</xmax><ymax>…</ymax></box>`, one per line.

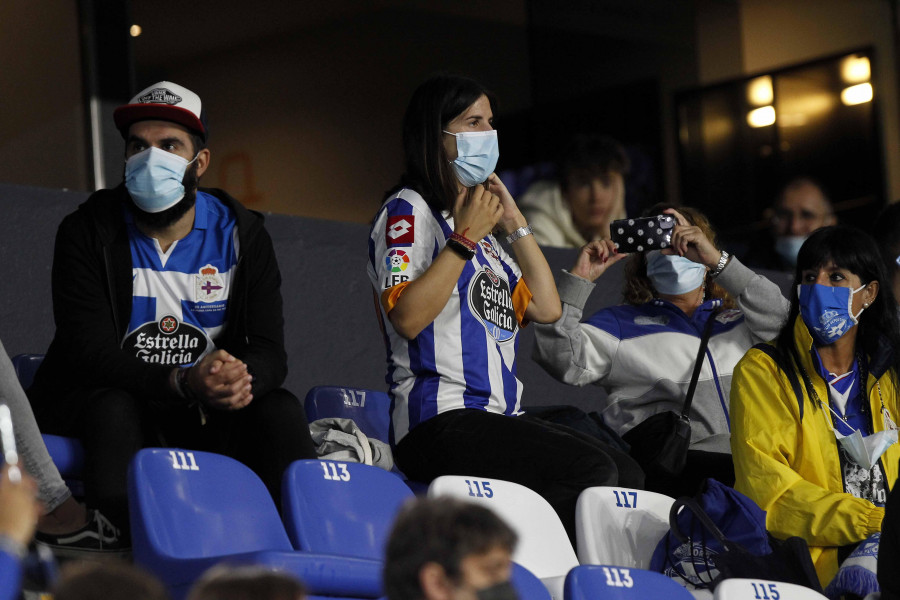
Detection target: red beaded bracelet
<box><xmin>450</xmin><ymin>232</ymin><xmax>476</xmax><ymax>250</ymax></box>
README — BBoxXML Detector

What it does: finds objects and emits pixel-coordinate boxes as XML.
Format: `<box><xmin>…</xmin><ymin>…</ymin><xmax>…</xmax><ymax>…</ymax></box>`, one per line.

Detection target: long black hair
<box><xmin>774</xmin><ymin>225</ymin><xmax>900</xmax><ymax>382</ymax></box>
<box><xmin>385</xmin><ymin>73</ymin><xmax>496</xmax><ymax>213</ymax></box>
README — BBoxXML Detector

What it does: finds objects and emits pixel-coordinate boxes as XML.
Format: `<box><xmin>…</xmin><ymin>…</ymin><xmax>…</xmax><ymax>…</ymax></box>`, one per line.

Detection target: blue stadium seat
<box><xmin>564</xmin><ymin>564</ymin><xmax>695</xmax><ymax>600</ymax></box>
<box><xmin>282</xmin><ymin>459</ymin><xmax>413</xmax><ymax>560</ymax></box>
<box><xmin>304</xmin><ymin>385</ymin><xmax>392</xmax><ymax>443</ymax></box>
<box><xmin>128</xmin><ymin>448</ymin><xmax>383</xmax><ymax>600</ymax></box>
<box><xmin>11</xmin><ymin>353</ymin><xmax>85</xmax><ymax>485</ymax></box>
<box><xmin>512</xmin><ymin>562</ymin><xmax>552</xmax><ymax>600</ymax></box>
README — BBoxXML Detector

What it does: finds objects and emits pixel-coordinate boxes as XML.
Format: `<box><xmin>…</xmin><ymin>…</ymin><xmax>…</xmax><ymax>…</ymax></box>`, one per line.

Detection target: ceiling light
<box><xmin>841</xmin><ymin>82</ymin><xmax>873</xmax><ymax>106</ymax></box>
<box><xmin>747</xmin><ymin>106</ymin><xmax>776</xmax><ymax>128</ymax></box>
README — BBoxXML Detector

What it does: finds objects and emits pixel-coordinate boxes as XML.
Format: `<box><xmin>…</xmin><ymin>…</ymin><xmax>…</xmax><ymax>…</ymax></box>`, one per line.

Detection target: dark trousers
<box><xmin>642</xmin><ymin>450</ymin><xmax>736</xmax><ymax>498</ymax></box>
<box><xmin>76</xmin><ymin>387</ymin><xmax>316</xmax><ymax>537</ymax></box>
<box><xmin>395</xmin><ymin>408</ymin><xmax>644</xmax><ymax>543</ymax></box>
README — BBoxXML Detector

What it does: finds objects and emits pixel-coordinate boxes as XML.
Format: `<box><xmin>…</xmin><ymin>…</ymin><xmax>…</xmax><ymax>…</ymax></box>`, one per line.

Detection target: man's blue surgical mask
<box><xmin>125</xmin><ymin>147</ymin><xmax>196</xmax><ymax>213</ymax></box>
<box><xmin>444</xmin><ymin>129</ymin><xmax>499</xmax><ymax>188</ymax></box>
<box><xmin>646</xmin><ymin>251</ymin><xmax>707</xmax><ymax>295</ymax></box>
<box><xmin>797</xmin><ymin>283</ymin><xmax>867</xmax><ymax>346</ymax></box>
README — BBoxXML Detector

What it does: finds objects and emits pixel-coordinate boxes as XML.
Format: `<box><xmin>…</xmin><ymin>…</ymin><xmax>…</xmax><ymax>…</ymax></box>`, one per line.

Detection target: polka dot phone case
<box><xmin>610</xmin><ymin>215</ymin><xmax>675</xmax><ymax>253</ymax></box>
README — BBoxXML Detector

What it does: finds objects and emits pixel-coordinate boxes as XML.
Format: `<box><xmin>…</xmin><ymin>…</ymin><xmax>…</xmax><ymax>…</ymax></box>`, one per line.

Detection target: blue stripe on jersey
<box><xmin>128</xmin><ymin>296</ymin><xmax>157</xmax><ymax>333</ymax></box>
<box><xmin>408</xmin><ymin>322</ymin><xmax>440</xmax><ymax>424</ymax></box>
<box><xmin>460</xmin><ymin>261</ymin><xmax>490</xmax><ymax>409</ymax></box>
<box><xmin>501</xmin><ymin>338</ymin><xmax>518</xmax><ymax>415</ymax></box>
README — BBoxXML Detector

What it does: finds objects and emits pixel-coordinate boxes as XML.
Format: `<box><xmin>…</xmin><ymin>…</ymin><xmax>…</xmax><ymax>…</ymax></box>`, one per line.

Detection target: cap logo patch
<box><xmin>139</xmin><ymin>87</ymin><xmax>183</xmax><ymax>106</ymax></box>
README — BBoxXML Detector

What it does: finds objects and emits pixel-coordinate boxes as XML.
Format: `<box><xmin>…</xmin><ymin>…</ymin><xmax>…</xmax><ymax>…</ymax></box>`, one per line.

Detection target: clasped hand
<box><xmin>185</xmin><ymin>349</ymin><xmax>254</xmax><ymax>410</ymax></box>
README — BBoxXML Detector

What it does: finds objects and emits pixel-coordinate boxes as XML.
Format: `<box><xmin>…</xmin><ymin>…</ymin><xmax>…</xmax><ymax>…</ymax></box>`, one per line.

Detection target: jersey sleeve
<box><xmin>368</xmin><ymin>195</ymin><xmax>442</xmax><ymax>314</ymax></box>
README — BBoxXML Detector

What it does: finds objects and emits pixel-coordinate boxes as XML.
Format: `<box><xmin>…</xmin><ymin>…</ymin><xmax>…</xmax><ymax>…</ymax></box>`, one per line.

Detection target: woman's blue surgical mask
<box><xmin>443</xmin><ymin>129</ymin><xmax>499</xmax><ymax>187</ymax></box>
<box><xmin>125</xmin><ymin>147</ymin><xmax>197</xmax><ymax>213</ymax></box>
<box><xmin>646</xmin><ymin>251</ymin><xmax>707</xmax><ymax>295</ymax></box>
<box><xmin>797</xmin><ymin>283</ymin><xmax>867</xmax><ymax>346</ymax></box>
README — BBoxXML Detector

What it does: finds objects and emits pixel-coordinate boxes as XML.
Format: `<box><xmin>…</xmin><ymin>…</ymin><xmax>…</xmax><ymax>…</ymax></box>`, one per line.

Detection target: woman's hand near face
<box><xmin>486</xmin><ymin>173</ymin><xmax>528</xmax><ymax>234</ymax></box>
<box><xmin>571</xmin><ymin>240</ymin><xmax>628</xmax><ymax>282</ymax></box>
<box><xmin>453</xmin><ymin>183</ymin><xmax>503</xmax><ymax>241</ymax></box>
<box><xmin>662</xmin><ymin>208</ymin><xmax>721</xmax><ymax>268</ymax></box>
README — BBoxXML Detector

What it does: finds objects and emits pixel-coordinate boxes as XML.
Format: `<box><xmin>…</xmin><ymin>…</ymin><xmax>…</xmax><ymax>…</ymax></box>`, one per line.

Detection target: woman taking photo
<box><xmin>367</xmin><ymin>73</ymin><xmax>638</xmax><ymax>539</ymax></box>
<box><xmin>730</xmin><ymin>225</ymin><xmax>900</xmax><ymax>588</ymax></box>
<box><xmin>533</xmin><ymin>204</ymin><xmax>789</xmax><ymax>497</ymax></box>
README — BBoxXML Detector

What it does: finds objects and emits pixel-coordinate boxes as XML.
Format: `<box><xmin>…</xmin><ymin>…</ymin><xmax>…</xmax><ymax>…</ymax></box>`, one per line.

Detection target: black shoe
<box><xmin>35</xmin><ymin>509</ymin><xmax>130</xmax><ymax>559</ymax></box>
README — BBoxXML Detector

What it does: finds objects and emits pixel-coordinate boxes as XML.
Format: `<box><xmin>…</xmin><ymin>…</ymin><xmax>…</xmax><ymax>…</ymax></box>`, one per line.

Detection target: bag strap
<box><xmin>668</xmin><ymin>496</ymin><xmax>736</xmax><ymax>552</ymax></box>
<box><xmin>680</xmin><ymin>310</ymin><xmax>718</xmax><ymax>419</ymax></box>
<box><xmin>752</xmin><ymin>343</ymin><xmax>806</xmax><ymax>421</ymax></box>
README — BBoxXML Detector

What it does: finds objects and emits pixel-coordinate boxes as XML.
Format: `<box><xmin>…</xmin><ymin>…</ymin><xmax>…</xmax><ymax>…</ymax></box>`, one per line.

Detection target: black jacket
<box><xmin>29</xmin><ymin>185</ymin><xmax>288</xmax><ymax>429</ymax></box>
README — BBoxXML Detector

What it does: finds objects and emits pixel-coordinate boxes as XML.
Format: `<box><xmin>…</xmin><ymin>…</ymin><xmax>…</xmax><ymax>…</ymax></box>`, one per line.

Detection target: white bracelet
<box><xmin>506</xmin><ymin>225</ymin><xmax>533</xmax><ymax>244</ymax></box>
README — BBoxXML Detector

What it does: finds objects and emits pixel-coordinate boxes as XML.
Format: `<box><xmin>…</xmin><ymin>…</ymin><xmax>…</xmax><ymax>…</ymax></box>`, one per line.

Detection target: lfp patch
<box><xmin>385</xmin><ymin>249</ymin><xmax>410</xmax><ymax>273</ymax></box>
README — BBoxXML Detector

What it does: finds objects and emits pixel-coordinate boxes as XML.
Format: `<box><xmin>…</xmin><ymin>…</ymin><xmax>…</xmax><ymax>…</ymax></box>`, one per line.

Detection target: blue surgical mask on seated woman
<box><xmin>125</xmin><ymin>147</ymin><xmax>197</xmax><ymax>213</ymax></box>
<box><xmin>443</xmin><ymin>129</ymin><xmax>499</xmax><ymax>187</ymax></box>
<box><xmin>646</xmin><ymin>251</ymin><xmax>708</xmax><ymax>295</ymax></box>
<box><xmin>797</xmin><ymin>283</ymin><xmax>867</xmax><ymax>346</ymax></box>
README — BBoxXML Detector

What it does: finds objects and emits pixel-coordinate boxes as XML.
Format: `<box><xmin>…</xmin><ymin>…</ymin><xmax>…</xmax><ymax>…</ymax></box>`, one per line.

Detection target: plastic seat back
<box><xmin>427</xmin><ymin>475</ymin><xmax>578</xmax><ymax>580</ymax></box>
<box><xmin>128</xmin><ymin>447</ymin><xmax>293</xmax><ymax>563</ymax></box>
<box><xmin>511</xmin><ymin>563</ymin><xmax>552</xmax><ymax>600</ymax></box>
<box><xmin>304</xmin><ymin>386</ymin><xmax>392</xmax><ymax>443</ymax></box>
<box><xmin>576</xmin><ymin>486</ymin><xmax>675</xmax><ymax>568</ymax></box>
<box><xmin>564</xmin><ymin>564</ymin><xmax>695</xmax><ymax>600</ymax></box>
<box><xmin>282</xmin><ymin>459</ymin><xmax>413</xmax><ymax>559</ymax></box>
<box><xmin>11</xmin><ymin>353</ymin><xmax>43</xmax><ymax>389</ymax></box>
<box><xmin>714</xmin><ymin>578</ymin><xmax>829</xmax><ymax>600</ymax></box>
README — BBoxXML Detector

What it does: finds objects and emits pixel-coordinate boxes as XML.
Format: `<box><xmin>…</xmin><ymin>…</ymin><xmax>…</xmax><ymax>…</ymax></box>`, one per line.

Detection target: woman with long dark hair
<box><xmin>366</xmin><ymin>73</ymin><xmax>640</xmax><ymax>540</ymax></box>
<box><xmin>731</xmin><ymin>225</ymin><xmax>900</xmax><ymax>588</ymax></box>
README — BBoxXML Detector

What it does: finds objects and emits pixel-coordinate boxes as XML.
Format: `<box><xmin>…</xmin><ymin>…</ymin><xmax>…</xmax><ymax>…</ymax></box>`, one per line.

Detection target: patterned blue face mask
<box><xmin>443</xmin><ymin>129</ymin><xmax>499</xmax><ymax>187</ymax></box>
<box><xmin>125</xmin><ymin>147</ymin><xmax>197</xmax><ymax>213</ymax></box>
<box><xmin>646</xmin><ymin>251</ymin><xmax>707</xmax><ymax>295</ymax></box>
<box><xmin>797</xmin><ymin>283</ymin><xmax>867</xmax><ymax>346</ymax></box>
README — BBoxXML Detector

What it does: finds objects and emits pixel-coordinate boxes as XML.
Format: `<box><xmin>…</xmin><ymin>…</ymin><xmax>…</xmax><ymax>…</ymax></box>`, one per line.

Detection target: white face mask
<box><xmin>828</xmin><ymin>406</ymin><xmax>899</xmax><ymax>470</ymax></box>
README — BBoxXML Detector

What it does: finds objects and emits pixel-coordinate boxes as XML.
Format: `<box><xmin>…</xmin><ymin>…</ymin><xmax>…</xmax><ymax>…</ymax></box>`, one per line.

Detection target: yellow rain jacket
<box><xmin>730</xmin><ymin>316</ymin><xmax>900</xmax><ymax>587</ymax></box>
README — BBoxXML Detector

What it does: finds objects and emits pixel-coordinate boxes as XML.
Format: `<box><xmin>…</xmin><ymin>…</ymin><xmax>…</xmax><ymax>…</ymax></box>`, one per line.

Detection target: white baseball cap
<box><xmin>113</xmin><ymin>81</ymin><xmax>208</xmax><ymax>140</ymax></box>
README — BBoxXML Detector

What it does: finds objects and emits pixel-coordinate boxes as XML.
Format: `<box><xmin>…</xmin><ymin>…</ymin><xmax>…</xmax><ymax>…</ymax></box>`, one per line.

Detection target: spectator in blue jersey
<box><xmin>367</xmin><ymin>73</ymin><xmax>641</xmax><ymax>541</ymax></box>
<box><xmin>27</xmin><ymin>81</ymin><xmax>317</xmax><ymax>542</ymax></box>
<box><xmin>533</xmin><ymin>204</ymin><xmax>789</xmax><ymax>498</ymax></box>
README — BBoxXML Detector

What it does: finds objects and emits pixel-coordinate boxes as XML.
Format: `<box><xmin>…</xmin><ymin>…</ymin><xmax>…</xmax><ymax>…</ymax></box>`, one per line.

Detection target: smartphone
<box><xmin>0</xmin><ymin>405</ymin><xmax>20</xmax><ymax>483</ymax></box>
<box><xmin>610</xmin><ymin>215</ymin><xmax>675</xmax><ymax>253</ymax></box>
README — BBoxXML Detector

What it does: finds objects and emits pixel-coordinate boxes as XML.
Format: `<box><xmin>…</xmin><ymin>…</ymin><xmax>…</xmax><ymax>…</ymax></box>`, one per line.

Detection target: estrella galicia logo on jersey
<box><xmin>468</xmin><ymin>266</ymin><xmax>517</xmax><ymax>343</ymax></box>
<box><xmin>386</xmin><ymin>216</ymin><xmax>415</xmax><ymax>246</ymax></box>
<box><xmin>385</xmin><ymin>249</ymin><xmax>410</xmax><ymax>273</ymax></box>
<box><xmin>159</xmin><ymin>315</ymin><xmax>178</xmax><ymax>334</ymax></box>
<box><xmin>122</xmin><ymin>316</ymin><xmax>206</xmax><ymax>366</ymax></box>
<box><xmin>139</xmin><ymin>87</ymin><xmax>182</xmax><ymax>105</ymax></box>
<box><xmin>195</xmin><ymin>264</ymin><xmax>225</xmax><ymax>303</ymax></box>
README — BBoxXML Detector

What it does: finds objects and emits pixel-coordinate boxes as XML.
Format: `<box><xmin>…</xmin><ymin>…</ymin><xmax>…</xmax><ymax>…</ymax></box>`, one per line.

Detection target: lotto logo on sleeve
<box><xmin>385</xmin><ymin>249</ymin><xmax>410</xmax><ymax>272</ymax></box>
<box><xmin>386</xmin><ymin>216</ymin><xmax>415</xmax><ymax>246</ymax></box>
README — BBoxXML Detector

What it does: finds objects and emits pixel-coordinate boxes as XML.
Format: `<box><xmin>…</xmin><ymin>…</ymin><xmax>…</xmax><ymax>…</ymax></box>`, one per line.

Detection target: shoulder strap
<box><xmin>681</xmin><ymin>311</ymin><xmax>718</xmax><ymax>418</ymax></box>
<box><xmin>752</xmin><ymin>343</ymin><xmax>806</xmax><ymax>421</ymax></box>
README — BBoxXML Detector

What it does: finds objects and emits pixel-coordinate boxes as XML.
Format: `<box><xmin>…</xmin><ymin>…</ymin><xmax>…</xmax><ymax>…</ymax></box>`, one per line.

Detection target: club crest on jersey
<box><xmin>480</xmin><ymin>240</ymin><xmax>500</xmax><ymax>262</ymax></box>
<box><xmin>195</xmin><ymin>264</ymin><xmax>225</xmax><ymax>303</ymax></box>
<box><xmin>386</xmin><ymin>216</ymin><xmax>415</xmax><ymax>246</ymax></box>
<box><xmin>121</xmin><ymin>315</ymin><xmax>206</xmax><ymax>366</ymax></box>
<box><xmin>468</xmin><ymin>266</ymin><xmax>517</xmax><ymax>343</ymax></box>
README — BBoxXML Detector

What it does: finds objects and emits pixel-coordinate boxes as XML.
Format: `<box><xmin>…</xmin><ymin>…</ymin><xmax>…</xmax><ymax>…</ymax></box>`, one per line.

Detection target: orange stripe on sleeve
<box><xmin>512</xmin><ymin>278</ymin><xmax>533</xmax><ymax>327</ymax></box>
<box><xmin>381</xmin><ymin>281</ymin><xmax>412</xmax><ymax>314</ymax></box>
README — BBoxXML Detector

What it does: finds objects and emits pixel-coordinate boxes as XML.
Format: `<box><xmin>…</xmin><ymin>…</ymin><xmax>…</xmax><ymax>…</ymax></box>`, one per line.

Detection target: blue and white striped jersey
<box><xmin>121</xmin><ymin>191</ymin><xmax>239</xmax><ymax>367</ymax></box>
<box><xmin>367</xmin><ymin>188</ymin><xmax>532</xmax><ymax>443</ymax></box>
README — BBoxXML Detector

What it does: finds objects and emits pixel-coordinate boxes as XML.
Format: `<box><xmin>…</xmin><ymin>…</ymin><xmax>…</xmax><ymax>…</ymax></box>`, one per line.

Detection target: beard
<box><xmin>129</xmin><ymin>161</ymin><xmax>200</xmax><ymax>230</ymax></box>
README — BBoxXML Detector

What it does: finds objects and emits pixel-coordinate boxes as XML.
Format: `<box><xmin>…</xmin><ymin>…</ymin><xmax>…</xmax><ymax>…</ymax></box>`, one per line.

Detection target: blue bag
<box><xmin>650</xmin><ymin>479</ymin><xmax>822</xmax><ymax>592</ymax></box>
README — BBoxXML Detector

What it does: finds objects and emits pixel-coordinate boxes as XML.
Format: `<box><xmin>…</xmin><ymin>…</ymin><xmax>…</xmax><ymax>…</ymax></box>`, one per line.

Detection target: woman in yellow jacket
<box><xmin>731</xmin><ymin>225</ymin><xmax>900</xmax><ymax>588</ymax></box>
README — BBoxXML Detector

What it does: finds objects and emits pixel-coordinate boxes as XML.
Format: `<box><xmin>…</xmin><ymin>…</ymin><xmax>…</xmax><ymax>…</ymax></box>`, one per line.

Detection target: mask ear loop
<box><xmin>850</xmin><ymin>283</ymin><xmax>869</xmax><ymax>322</ymax></box>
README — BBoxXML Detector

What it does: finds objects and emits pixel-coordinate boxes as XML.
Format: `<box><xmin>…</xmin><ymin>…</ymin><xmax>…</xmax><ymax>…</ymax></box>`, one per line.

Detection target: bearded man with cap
<box><xmin>27</xmin><ymin>82</ymin><xmax>317</xmax><ymax>547</ymax></box>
